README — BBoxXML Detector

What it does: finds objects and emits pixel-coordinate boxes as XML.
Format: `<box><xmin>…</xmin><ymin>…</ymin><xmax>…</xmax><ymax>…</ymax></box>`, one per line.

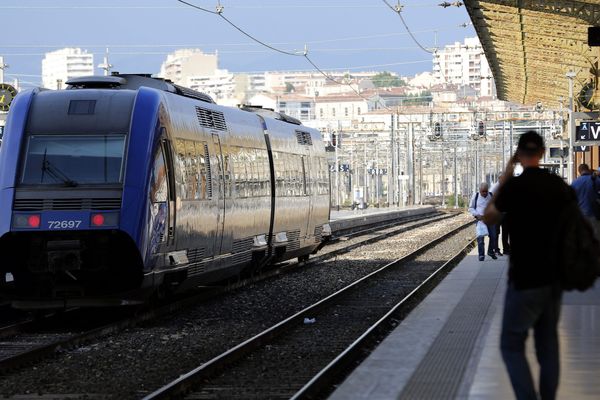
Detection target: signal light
<box><xmin>434</xmin><ymin>122</ymin><xmax>442</xmax><ymax>138</ymax></box>
<box><xmin>91</xmin><ymin>214</ymin><xmax>105</xmax><ymax>226</ymax></box>
<box><xmin>28</xmin><ymin>214</ymin><xmax>41</xmax><ymax>228</ymax></box>
<box><xmin>478</xmin><ymin>121</ymin><xmax>485</xmax><ymax>137</ymax></box>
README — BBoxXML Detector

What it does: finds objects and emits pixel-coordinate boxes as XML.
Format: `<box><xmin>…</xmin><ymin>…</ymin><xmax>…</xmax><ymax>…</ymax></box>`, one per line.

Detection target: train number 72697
<box><xmin>47</xmin><ymin>220</ymin><xmax>82</xmax><ymax>229</ymax></box>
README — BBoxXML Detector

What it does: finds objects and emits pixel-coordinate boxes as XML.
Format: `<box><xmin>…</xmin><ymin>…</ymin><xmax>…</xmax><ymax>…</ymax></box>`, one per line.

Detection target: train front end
<box><xmin>0</xmin><ymin>87</ymin><xmax>150</xmax><ymax>308</ymax></box>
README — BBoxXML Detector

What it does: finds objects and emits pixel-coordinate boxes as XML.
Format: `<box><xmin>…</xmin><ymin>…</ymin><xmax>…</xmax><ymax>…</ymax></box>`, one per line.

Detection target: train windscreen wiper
<box><xmin>40</xmin><ymin>149</ymin><xmax>79</xmax><ymax>187</ymax></box>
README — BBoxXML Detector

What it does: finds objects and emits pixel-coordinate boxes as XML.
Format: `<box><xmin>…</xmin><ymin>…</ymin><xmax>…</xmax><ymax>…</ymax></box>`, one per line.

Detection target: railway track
<box><xmin>0</xmin><ymin>211</ymin><xmax>453</xmax><ymax>377</ymax></box>
<box><xmin>143</xmin><ymin>220</ymin><xmax>474</xmax><ymax>399</ymax></box>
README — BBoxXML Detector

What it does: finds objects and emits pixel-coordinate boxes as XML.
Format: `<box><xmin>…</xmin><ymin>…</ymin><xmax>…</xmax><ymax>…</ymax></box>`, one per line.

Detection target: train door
<box><xmin>301</xmin><ymin>155</ymin><xmax>313</xmax><ymax>238</ymax></box>
<box><xmin>212</xmin><ymin>134</ymin><xmax>226</xmax><ymax>255</ymax></box>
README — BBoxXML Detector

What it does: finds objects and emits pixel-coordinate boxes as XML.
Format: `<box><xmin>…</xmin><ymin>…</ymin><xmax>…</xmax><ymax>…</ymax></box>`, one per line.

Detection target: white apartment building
<box><xmin>188</xmin><ymin>71</ymin><xmax>250</xmax><ymax>107</ymax></box>
<box><xmin>42</xmin><ymin>48</ymin><xmax>94</xmax><ymax>90</ymax></box>
<box><xmin>432</xmin><ymin>37</ymin><xmax>495</xmax><ymax>98</ymax></box>
<box><xmin>248</xmin><ymin>93</ymin><xmax>316</xmax><ymax>121</ymax></box>
<box><xmin>159</xmin><ymin>49</ymin><xmax>218</xmax><ymax>86</ymax></box>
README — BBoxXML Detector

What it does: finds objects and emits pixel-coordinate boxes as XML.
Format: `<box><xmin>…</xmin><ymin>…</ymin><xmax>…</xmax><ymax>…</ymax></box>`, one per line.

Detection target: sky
<box><xmin>0</xmin><ymin>0</ymin><xmax>476</xmax><ymax>88</ymax></box>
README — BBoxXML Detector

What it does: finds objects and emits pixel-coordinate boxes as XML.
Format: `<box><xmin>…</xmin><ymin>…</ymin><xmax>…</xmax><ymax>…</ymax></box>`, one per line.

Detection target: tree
<box><xmin>372</xmin><ymin>71</ymin><xmax>406</xmax><ymax>88</ymax></box>
<box><xmin>285</xmin><ymin>82</ymin><xmax>295</xmax><ymax>93</ymax></box>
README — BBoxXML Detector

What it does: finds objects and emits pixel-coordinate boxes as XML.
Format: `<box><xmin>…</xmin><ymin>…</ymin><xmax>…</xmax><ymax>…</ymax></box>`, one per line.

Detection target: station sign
<box><xmin>329</xmin><ymin>164</ymin><xmax>350</xmax><ymax>172</ymax></box>
<box><xmin>576</xmin><ymin>121</ymin><xmax>600</xmax><ymax>141</ymax></box>
<box><xmin>367</xmin><ymin>168</ymin><xmax>387</xmax><ymax>175</ymax></box>
<box><xmin>574</xmin><ymin>145</ymin><xmax>591</xmax><ymax>152</ymax></box>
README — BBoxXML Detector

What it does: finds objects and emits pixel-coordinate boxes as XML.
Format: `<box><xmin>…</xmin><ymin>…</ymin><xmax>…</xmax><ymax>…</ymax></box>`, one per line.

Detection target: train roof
<box><xmin>66</xmin><ymin>74</ymin><xmax>306</xmax><ymax>127</ymax></box>
<box><xmin>66</xmin><ymin>74</ymin><xmax>215</xmax><ymax>104</ymax></box>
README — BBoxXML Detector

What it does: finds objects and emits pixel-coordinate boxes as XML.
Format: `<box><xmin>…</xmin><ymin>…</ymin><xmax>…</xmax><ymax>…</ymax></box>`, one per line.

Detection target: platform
<box><xmin>329</xmin><ymin>205</ymin><xmax>437</xmax><ymax>232</ymax></box>
<box><xmin>329</xmin><ymin>249</ymin><xmax>600</xmax><ymax>400</ymax></box>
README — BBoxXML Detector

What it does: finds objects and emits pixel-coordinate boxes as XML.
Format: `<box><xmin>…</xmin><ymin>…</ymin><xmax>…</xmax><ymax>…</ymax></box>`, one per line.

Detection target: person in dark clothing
<box><xmin>571</xmin><ymin>163</ymin><xmax>600</xmax><ymax>237</ymax></box>
<box><xmin>490</xmin><ymin>173</ymin><xmax>509</xmax><ymax>255</ymax></box>
<box><xmin>484</xmin><ymin>131</ymin><xmax>572</xmax><ymax>400</ymax></box>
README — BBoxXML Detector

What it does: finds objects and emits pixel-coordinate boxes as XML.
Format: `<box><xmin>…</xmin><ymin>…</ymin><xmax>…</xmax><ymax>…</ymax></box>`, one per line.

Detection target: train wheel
<box><xmin>298</xmin><ymin>254</ymin><xmax>309</xmax><ymax>263</ymax></box>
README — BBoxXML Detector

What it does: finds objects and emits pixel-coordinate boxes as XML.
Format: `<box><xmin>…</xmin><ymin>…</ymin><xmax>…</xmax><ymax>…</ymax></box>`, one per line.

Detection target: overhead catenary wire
<box><xmin>0</xmin><ymin>1</ymin><xmax>444</xmax><ymax>10</ymax></box>
<box><xmin>175</xmin><ymin>0</ymin><xmax>400</xmax><ymax>112</ymax></box>
<box><xmin>381</xmin><ymin>0</ymin><xmax>434</xmax><ymax>54</ymax></box>
<box><xmin>0</xmin><ymin>25</ymin><xmax>466</xmax><ymax>49</ymax></box>
<box><xmin>177</xmin><ymin>0</ymin><xmax>304</xmax><ymax>57</ymax></box>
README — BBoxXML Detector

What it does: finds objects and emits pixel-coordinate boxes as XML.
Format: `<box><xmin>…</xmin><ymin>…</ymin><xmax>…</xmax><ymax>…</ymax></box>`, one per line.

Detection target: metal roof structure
<box><xmin>464</xmin><ymin>1</ymin><xmax>600</xmax><ymax>109</ymax></box>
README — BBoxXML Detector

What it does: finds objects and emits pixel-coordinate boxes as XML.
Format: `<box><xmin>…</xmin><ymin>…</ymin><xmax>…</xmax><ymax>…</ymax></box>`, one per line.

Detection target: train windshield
<box><xmin>21</xmin><ymin>134</ymin><xmax>126</xmax><ymax>186</ymax></box>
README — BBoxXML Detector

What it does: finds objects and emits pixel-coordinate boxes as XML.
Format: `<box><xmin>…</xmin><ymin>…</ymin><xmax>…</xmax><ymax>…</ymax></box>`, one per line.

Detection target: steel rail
<box><xmin>290</xmin><ymin>238</ymin><xmax>476</xmax><ymax>399</ymax></box>
<box><xmin>143</xmin><ymin>220</ymin><xmax>473</xmax><ymax>400</ymax></box>
<box><xmin>0</xmin><ymin>212</ymin><xmax>456</xmax><ymax>375</ymax></box>
<box><xmin>311</xmin><ymin>212</ymin><xmax>457</xmax><ymax>264</ymax></box>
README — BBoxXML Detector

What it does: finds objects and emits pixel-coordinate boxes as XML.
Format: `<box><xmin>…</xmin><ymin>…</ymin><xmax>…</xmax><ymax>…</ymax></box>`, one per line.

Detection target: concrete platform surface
<box><xmin>329</xmin><ymin>205</ymin><xmax>436</xmax><ymax>232</ymax></box>
<box><xmin>329</xmin><ymin>248</ymin><xmax>600</xmax><ymax>400</ymax></box>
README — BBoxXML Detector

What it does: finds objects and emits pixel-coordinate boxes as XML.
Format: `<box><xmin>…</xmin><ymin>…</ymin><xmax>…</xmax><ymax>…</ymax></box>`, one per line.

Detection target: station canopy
<box><xmin>464</xmin><ymin>1</ymin><xmax>600</xmax><ymax>109</ymax></box>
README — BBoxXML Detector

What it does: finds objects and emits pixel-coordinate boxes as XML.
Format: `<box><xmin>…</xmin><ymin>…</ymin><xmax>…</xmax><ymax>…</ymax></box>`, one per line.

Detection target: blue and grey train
<box><xmin>0</xmin><ymin>74</ymin><xmax>331</xmax><ymax>308</ymax></box>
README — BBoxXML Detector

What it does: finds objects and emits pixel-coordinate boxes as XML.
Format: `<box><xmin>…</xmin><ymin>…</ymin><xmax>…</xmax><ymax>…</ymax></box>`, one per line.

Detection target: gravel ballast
<box><xmin>0</xmin><ymin>213</ymin><xmax>473</xmax><ymax>399</ymax></box>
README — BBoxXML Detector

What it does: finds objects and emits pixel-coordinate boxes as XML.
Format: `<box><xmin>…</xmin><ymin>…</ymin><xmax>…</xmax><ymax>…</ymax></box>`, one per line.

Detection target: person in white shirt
<box><xmin>468</xmin><ymin>182</ymin><xmax>498</xmax><ymax>261</ymax></box>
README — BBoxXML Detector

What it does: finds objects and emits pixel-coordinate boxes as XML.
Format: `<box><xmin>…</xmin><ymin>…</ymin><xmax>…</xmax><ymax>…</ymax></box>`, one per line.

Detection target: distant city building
<box><xmin>42</xmin><ymin>48</ymin><xmax>94</xmax><ymax>90</ymax></box>
<box><xmin>188</xmin><ymin>71</ymin><xmax>250</xmax><ymax>107</ymax></box>
<box><xmin>159</xmin><ymin>49</ymin><xmax>218</xmax><ymax>85</ymax></box>
<box><xmin>432</xmin><ymin>37</ymin><xmax>495</xmax><ymax>98</ymax></box>
<box><xmin>408</xmin><ymin>72</ymin><xmax>434</xmax><ymax>89</ymax></box>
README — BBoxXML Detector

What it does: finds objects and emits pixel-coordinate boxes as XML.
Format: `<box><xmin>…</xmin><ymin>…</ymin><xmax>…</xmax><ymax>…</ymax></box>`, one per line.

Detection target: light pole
<box><xmin>334</xmin><ymin>130</ymin><xmax>340</xmax><ymax>211</ymax></box>
<box><xmin>453</xmin><ymin>140</ymin><xmax>458</xmax><ymax>208</ymax></box>
<box><xmin>566</xmin><ymin>70</ymin><xmax>577</xmax><ymax>183</ymax></box>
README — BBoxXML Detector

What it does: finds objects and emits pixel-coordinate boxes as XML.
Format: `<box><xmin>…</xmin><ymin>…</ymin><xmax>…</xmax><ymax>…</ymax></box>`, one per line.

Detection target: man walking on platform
<box><xmin>490</xmin><ymin>173</ymin><xmax>509</xmax><ymax>255</ymax></box>
<box><xmin>469</xmin><ymin>182</ymin><xmax>497</xmax><ymax>261</ymax></box>
<box><xmin>571</xmin><ymin>163</ymin><xmax>600</xmax><ymax>238</ymax></box>
<box><xmin>484</xmin><ymin>131</ymin><xmax>572</xmax><ymax>400</ymax></box>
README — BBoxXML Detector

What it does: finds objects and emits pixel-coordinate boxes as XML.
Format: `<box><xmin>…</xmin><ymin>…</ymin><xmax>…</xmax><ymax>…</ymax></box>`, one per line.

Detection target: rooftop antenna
<box><xmin>0</xmin><ymin>56</ymin><xmax>8</xmax><ymax>83</ymax></box>
<box><xmin>98</xmin><ymin>48</ymin><xmax>113</xmax><ymax>76</ymax></box>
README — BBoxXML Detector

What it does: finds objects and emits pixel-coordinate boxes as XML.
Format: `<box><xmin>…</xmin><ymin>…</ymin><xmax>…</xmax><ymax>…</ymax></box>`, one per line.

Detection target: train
<box><xmin>0</xmin><ymin>74</ymin><xmax>331</xmax><ymax>309</ymax></box>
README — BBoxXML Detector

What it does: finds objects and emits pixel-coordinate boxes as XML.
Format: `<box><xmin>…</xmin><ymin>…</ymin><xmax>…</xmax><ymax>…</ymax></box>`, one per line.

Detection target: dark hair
<box><xmin>517</xmin><ymin>130</ymin><xmax>545</xmax><ymax>156</ymax></box>
<box><xmin>579</xmin><ymin>163</ymin><xmax>591</xmax><ymax>173</ymax></box>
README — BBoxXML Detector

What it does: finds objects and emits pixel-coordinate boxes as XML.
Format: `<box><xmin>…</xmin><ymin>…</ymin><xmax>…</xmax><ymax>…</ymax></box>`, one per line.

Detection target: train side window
<box><xmin>150</xmin><ymin>147</ymin><xmax>168</xmax><ymax>203</ymax></box>
<box><xmin>184</xmin><ymin>140</ymin><xmax>199</xmax><ymax>200</ymax></box>
<box><xmin>247</xmin><ymin>150</ymin><xmax>256</xmax><ymax>198</ymax></box>
<box><xmin>195</xmin><ymin>141</ymin><xmax>208</xmax><ymax>200</ymax></box>
<box><xmin>231</xmin><ymin>146</ymin><xmax>245</xmax><ymax>198</ymax></box>
<box><xmin>174</xmin><ymin>139</ymin><xmax>188</xmax><ymax>199</ymax></box>
<box><xmin>301</xmin><ymin>156</ymin><xmax>307</xmax><ymax>196</ymax></box>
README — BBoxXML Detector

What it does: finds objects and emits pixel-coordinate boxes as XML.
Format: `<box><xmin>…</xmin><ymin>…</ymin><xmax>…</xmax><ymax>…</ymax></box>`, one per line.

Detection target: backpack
<box><xmin>555</xmin><ymin>200</ymin><xmax>600</xmax><ymax>291</ymax></box>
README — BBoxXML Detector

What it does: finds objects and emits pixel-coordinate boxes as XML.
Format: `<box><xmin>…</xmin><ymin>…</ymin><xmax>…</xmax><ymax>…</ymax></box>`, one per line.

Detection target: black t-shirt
<box><xmin>494</xmin><ymin>167</ymin><xmax>575</xmax><ymax>289</ymax></box>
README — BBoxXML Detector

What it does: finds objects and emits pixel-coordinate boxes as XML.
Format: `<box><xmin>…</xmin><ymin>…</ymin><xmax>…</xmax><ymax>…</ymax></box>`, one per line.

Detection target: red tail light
<box><xmin>91</xmin><ymin>214</ymin><xmax>105</xmax><ymax>226</ymax></box>
<box><xmin>28</xmin><ymin>214</ymin><xmax>41</xmax><ymax>228</ymax></box>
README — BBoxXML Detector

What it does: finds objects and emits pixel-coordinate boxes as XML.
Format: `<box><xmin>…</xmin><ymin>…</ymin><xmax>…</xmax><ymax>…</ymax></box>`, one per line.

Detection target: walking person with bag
<box><xmin>468</xmin><ymin>182</ymin><xmax>497</xmax><ymax>261</ymax></box>
<box><xmin>483</xmin><ymin>131</ymin><xmax>575</xmax><ymax>400</ymax></box>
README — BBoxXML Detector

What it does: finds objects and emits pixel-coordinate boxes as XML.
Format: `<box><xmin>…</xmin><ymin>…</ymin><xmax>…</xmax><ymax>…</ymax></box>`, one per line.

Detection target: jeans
<box><xmin>500</xmin><ymin>284</ymin><xmax>562</xmax><ymax>400</ymax></box>
<box><xmin>477</xmin><ymin>223</ymin><xmax>497</xmax><ymax>257</ymax></box>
